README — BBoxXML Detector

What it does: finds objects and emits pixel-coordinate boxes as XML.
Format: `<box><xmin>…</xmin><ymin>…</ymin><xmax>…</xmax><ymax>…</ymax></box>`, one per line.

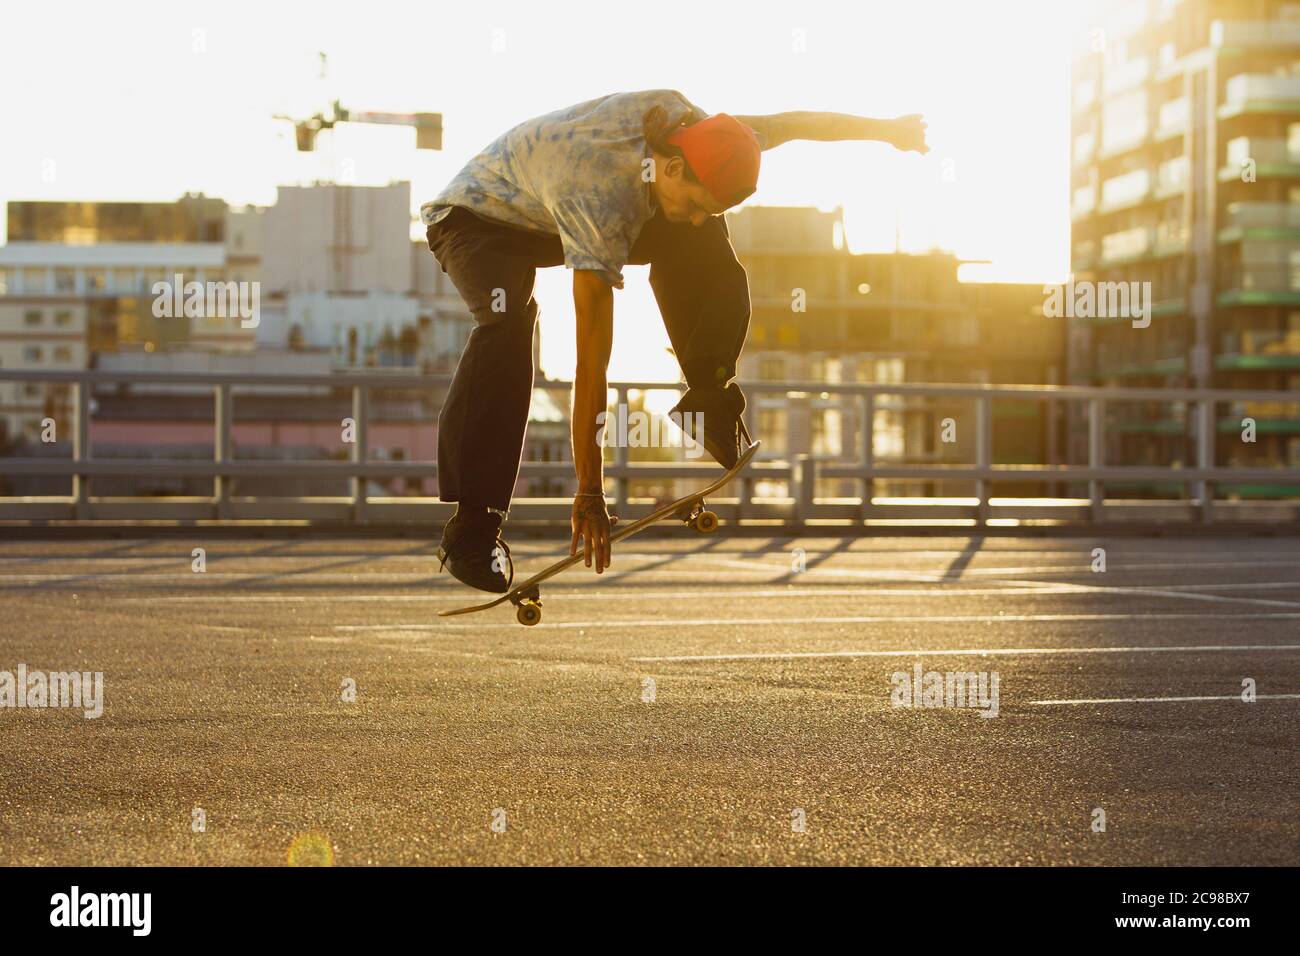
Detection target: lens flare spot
<box><xmin>287</xmin><ymin>831</ymin><xmax>335</xmax><ymax>867</ymax></box>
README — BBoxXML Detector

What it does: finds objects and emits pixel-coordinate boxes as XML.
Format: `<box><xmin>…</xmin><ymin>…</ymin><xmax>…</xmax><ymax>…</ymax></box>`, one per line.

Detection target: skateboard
<box><xmin>439</xmin><ymin>440</ymin><xmax>761</xmax><ymax>626</ymax></box>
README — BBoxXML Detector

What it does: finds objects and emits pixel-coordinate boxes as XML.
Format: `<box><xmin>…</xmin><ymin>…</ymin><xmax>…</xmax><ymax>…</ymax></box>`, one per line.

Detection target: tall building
<box><xmin>1070</xmin><ymin>0</ymin><xmax>1300</xmax><ymax>493</ymax></box>
<box><xmin>729</xmin><ymin>206</ymin><xmax>1062</xmax><ymax>498</ymax></box>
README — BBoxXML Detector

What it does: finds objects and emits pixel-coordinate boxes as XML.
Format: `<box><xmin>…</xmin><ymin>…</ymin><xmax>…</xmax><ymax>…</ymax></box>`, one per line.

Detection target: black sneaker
<box><xmin>437</xmin><ymin>507</ymin><xmax>513</xmax><ymax>593</ymax></box>
<box><xmin>669</xmin><ymin>383</ymin><xmax>749</xmax><ymax>469</ymax></box>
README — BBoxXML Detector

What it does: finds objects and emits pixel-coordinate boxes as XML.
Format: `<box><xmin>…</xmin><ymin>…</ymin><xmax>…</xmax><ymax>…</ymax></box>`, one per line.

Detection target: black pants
<box><xmin>426</xmin><ymin>205</ymin><xmax>751</xmax><ymax>511</ymax></box>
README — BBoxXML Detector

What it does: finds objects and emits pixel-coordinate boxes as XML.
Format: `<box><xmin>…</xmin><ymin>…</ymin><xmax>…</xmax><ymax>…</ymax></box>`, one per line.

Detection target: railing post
<box><xmin>1196</xmin><ymin>397</ymin><xmax>1215</xmax><ymax>524</ymax></box>
<box><xmin>1088</xmin><ymin>398</ymin><xmax>1105</xmax><ymax>523</ymax></box>
<box><xmin>351</xmin><ymin>384</ymin><xmax>369</xmax><ymax>521</ymax></box>
<box><xmin>73</xmin><ymin>378</ymin><xmax>91</xmax><ymax>519</ymax></box>
<box><xmin>214</xmin><ymin>383</ymin><xmax>232</xmax><ymax>518</ymax></box>
<box><xmin>792</xmin><ymin>454</ymin><xmax>816</xmax><ymax>524</ymax></box>
<box><xmin>859</xmin><ymin>391</ymin><xmax>874</xmax><ymax>521</ymax></box>
<box><xmin>737</xmin><ymin>405</ymin><xmax>752</xmax><ymax>522</ymax></box>
<box><xmin>975</xmin><ymin>394</ymin><xmax>992</xmax><ymax>525</ymax></box>
<box><xmin>613</xmin><ymin>385</ymin><xmax>629</xmax><ymax>514</ymax></box>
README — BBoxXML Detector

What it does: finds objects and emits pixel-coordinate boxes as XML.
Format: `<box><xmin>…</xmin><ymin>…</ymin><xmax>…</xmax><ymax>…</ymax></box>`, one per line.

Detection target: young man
<box><xmin>424</xmin><ymin>90</ymin><xmax>927</xmax><ymax>593</ymax></box>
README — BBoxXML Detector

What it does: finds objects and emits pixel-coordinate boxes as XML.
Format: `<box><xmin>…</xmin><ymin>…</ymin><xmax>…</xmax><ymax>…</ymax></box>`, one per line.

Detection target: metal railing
<box><xmin>1</xmin><ymin>368</ymin><xmax>1298</xmax><ymax>526</ymax></box>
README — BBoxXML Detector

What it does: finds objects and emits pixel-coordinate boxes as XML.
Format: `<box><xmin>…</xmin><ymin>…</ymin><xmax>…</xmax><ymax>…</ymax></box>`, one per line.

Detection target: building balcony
<box><xmin>1216</xmin><ymin>201</ymin><xmax>1300</xmax><ymax>232</ymax></box>
<box><xmin>1114</xmin><ymin>416</ymin><xmax>1300</xmax><ymax>434</ymax></box>
<box><xmin>1211</xmin><ymin>19</ymin><xmax>1300</xmax><ymax>52</ymax></box>
<box><xmin>1096</xmin><ymin>354</ymin><xmax>1187</xmax><ymax>378</ymax></box>
<box><xmin>1217</xmin><ymin>352</ymin><xmax>1300</xmax><ymax>371</ymax></box>
<box><xmin>1219</xmin><ymin>74</ymin><xmax>1300</xmax><ymax>118</ymax></box>
<box><xmin>1098</xmin><ymin>169</ymin><xmax>1152</xmax><ymax>213</ymax></box>
<box><xmin>1220</xmin><ymin>136</ymin><xmax>1300</xmax><ymax>181</ymax></box>
<box><xmin>1217</xmin><ymin>329</ymin><xmax>1300</xmax><ymax>370</ymax></box>
<box><xmin>1153</xmin><ymin>97</ymin><xmax>1189</xmax><ymax>141</ymax></box>
<box><xmin>1100</xmin><ymin>226</ymin><xmax>1153</xmax><ymax>263</ymax></box>
<box><xmin>1218</xmin><ymin>264</ymin><xmax>1300</xmax><ymax>306</ymax></box>
<box><xmin>1102</xmin><ymin>56</ymin><xmax>1150</xmax><ymax>97</ymax></box>
<box><xmin>1094</xmin><ymin>227</ymin><xmax>1186</xmax><ymax>267</ymax></box>
<box><xmin>1096</xmin><ymin>125</ymin><xmax>1150</xmax><ymax>161</ymax></box>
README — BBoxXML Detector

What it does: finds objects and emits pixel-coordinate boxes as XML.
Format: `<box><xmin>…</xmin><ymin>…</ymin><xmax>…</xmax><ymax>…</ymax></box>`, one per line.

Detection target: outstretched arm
<box><xmin>733</xmin><ymin>112</ymin><xmax>929</xmax><ymax>154</ymax></box>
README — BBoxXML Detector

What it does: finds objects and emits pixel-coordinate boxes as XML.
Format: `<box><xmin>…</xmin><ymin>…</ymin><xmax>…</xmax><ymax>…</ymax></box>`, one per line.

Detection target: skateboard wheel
<box><xmin>692</xmin><ymin>510</ymin><xmax>719</xmax><ymax>534</ymax></box>
<box><xmin>516</xmin><ymin>602</ymin><xmax>542</xmax><ymax>627</ymax></box>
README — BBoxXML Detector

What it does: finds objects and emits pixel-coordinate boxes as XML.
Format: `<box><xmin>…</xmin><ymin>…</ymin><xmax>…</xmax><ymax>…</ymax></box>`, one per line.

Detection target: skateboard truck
<box><xmin>673</xmin><ymin>498</ymin><xmax>719</xmax><ymax>533</ymax></box>
<box><xmin>511</xmin><ymin>585</ymin><xmax>543</xmax><ymax>627</ymax></box>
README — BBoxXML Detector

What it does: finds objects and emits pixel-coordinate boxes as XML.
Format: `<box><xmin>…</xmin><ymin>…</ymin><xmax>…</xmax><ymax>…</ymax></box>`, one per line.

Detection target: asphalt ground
<box><xmin>0</xmin><ymin>534</ymin><xmax>1296</xmax><ymax>865</ymax></box>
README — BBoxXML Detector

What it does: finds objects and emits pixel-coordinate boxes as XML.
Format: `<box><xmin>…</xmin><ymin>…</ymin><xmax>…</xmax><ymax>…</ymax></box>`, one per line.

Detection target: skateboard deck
<box><xmin>440</xmin><ymin>440</ymin><xmax>761</xmax><ymax>626</ymax></box>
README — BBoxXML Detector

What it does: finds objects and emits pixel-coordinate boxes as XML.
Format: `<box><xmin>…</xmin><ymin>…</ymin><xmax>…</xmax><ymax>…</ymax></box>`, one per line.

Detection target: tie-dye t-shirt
<box><xmin>421</xmin><ymin>90</ymin><xmax>705</xmax><ymax>286</ymax></box>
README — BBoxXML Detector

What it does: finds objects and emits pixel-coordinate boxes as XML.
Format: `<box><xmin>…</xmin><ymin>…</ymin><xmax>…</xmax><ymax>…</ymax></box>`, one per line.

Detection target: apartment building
<box><xmin>1070</xmin><ymin>0</ymin><xmax>1300</xmax><ymax>493</ymax></box>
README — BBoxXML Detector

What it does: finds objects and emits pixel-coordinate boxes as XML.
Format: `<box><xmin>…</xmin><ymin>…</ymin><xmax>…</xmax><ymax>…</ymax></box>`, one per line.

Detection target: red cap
<box><xmin>666</xmin><ymin>113</ymin><xmax>761</xmax><ymax>209</ymax></box>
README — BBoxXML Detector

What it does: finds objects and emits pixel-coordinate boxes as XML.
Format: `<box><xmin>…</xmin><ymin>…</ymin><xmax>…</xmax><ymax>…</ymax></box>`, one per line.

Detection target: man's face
<box><xmin>653</xmin><ymin>154</ymin><xmax>727</xmax><ymax>226</ymax></box>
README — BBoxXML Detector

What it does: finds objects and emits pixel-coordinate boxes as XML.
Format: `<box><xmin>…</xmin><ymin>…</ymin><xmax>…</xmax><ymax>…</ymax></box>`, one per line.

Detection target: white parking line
<box><xmin>630</xmin><ymin>643</ymin><xmax>1300</xmax><ymax>662</ymax></box>
<box><xmin>1029</xmin><ymin>694</ymin><xmax>1300</xmax><ymax>705</ymax></box>
<box><xmin>712</xmin><ymin>558</ymin><xmax>1300</xmax><ymax>581</ymax></box>
<box><xmin>1000</xmin><ymin>578</ymin><xmax>1300</xmax><ymax>609</ymax></box>
<box><xmin>118</xmin><ymin>583</ymin><xmax>1182</xmax><ymax>603</ymax></box>
<box><xmin>337</xmin><ymin>612</ymin><xmax>1300</xmax><ymax>633</ymax></box>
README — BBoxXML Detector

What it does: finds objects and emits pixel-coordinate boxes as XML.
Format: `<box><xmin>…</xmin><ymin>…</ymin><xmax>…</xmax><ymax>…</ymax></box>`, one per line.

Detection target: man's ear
<box><xmin>663</xmin><ymin>155</ymin><xmax>686</xmax><ymax>180</ymax></box>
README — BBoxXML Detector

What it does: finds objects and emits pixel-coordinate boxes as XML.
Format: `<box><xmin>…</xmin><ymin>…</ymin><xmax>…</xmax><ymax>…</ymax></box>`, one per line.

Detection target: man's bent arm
<box><xmin>734</xmin><ymin>112</ymin><xmax>929</xmax><ymax>154</ymax></box>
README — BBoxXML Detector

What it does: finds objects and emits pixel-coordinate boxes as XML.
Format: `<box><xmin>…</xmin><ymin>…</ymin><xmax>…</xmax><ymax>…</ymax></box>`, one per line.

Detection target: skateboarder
<box><xmin>424</xmin><ymin>90</ymin><xmax>927</xmax><ymax>592</ymax></box>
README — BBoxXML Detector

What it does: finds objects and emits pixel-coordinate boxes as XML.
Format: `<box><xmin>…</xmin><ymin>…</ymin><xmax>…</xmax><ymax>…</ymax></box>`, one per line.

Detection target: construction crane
<box><xmin>274</xmin><ymin>99</ymin><xmax>442</xmax><ymax>152</ymax></box>
<box><xmin>272</xmin><ymin>53</ymin><xmax>442</xmax><ymax>152</ymax></box>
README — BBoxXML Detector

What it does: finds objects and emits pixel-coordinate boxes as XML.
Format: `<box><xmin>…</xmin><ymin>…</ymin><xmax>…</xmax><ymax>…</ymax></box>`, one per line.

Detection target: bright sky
<box><xmin>0</xmin><ymin>0</ymin><xmax>1098</xmax><ymax>380</ymax></box>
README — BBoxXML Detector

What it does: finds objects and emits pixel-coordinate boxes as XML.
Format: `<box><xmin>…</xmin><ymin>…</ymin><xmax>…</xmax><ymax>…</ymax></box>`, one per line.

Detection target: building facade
<box><xmin>1070</xmin><ymin>0</ymin><xmax>1300</xmax><ymax>494</ymax></box>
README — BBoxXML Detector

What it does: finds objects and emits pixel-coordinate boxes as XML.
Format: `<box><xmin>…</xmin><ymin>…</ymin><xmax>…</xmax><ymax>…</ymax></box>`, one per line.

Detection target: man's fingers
<box><xmin>570</xmin><ymin>523</ymin><xmax>580</xmax><ymax>557</ymax></box>
<box><xmin>583</xmin><ymin>521</ymin><xmax>593</xmax><ymax>568</ymax></box>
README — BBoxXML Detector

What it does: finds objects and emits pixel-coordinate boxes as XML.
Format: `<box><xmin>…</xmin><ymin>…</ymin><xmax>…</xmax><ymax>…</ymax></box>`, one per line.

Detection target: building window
<box><xmin>23</xmin><ymin>310</ymin><xmax>42</xmax><ymax>327</ymax></box>
<box><xmin>112</xmin><ymin>269</ymin><xmax>138</xmax><ymax>293</ymax></box>
<box><xmin>23</xmin><ymin>346</ymin><xmax>42</xmax><ymax>362</ymax></box>
<box><xmin>756</xmin><ymin>407</ymin><xmax>787</xmax><ymax>456</ymax></box>
<box><xmin>811</xmin><ymin>409</ymin><xmax>842</xmax><ymax>457</ymax></box>
<box><xmin>872</xmin><ymin>409</ymin><xmax>905</xmax><ymax>460</ymax></box>
<box><xmin>54</xmin><ymin>269</ymin><xmax>76</xmax><ymax>293</ymax></box>
<box><xmin>54</xmin><ymin>310</ymin><xmax>73</xmax><ymax>327</ymax></box>
<box><xmin>809</xmin><ymin>357</ymin><xmax>841</xmax><ymax>383</ymax></box>
<box><xmin>53</xmin><ymin>347</ymin><xmax>73</xmax><ymax>363</ymax></box>
<box><xmin>22</xmin><ymin>268</ymin><xmax>48</xmax><ymax>294</ymax></box>
<box><xmin>759</xmin><ymin>357</ymin><xmax>785</xmax><ymax>381</ymax></box>
<box><xmin>866</xmin><ymin>357</ymin><xmax>905</xmax><ymax>385</ymax></box>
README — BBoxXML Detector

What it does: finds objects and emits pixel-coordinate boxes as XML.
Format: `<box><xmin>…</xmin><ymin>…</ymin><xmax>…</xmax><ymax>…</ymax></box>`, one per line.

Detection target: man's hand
<box><xmin>571</xmin><ymin>494</ymin><xmax>617</xmax><ymax>573</ymax></box>
<box><xmin>884</xmin><ymin>114</ymin><xmax>929</xmax><ymax>154</ymax></box>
